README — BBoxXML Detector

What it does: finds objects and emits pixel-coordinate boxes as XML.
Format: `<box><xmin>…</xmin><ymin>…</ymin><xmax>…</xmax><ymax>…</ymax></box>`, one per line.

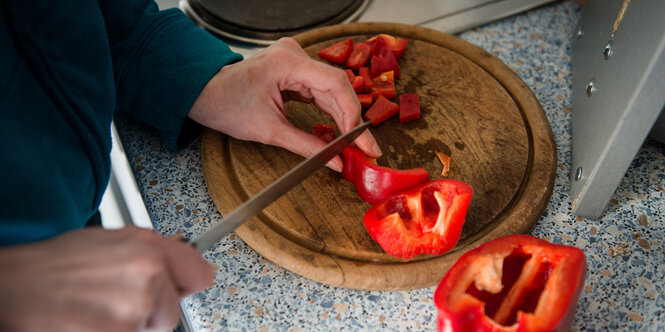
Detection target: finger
<box><xmin>145</xmin><ymin>274</ymin><xmax>181</xmax><ymax>330</ymax></box>
<box><xmin>280</xmin><ymin>59</ymin><xmax>382</xmax><ymax>158</ymax></box>
<box><xmin>160</xmin><ymin>237</ymin><xmax>215</xmax><ymax>296</ymax></box>
<box><xmin>281</xmin><ymin>89</ymin><xmax>314</xmax><ymax>104</ymax></box>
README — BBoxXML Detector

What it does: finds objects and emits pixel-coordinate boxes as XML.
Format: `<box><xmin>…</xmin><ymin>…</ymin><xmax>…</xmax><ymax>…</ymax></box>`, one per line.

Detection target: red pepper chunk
<box><xmin>364</xmin><ymin>179</ymin><xmax>472</xmax><ymax>259</ymax></box>
<box><xmin>312</xmin><ymin>124</ymin><xmax>336</xmax><ymax>144</ymax></box>
<box><xmin>399</xmin><ymin>93</ymin><xmax>421</xmax><ymax>123</ymax></box>
<box><xmin>367</xmin><ymin>34</ymin><xmax>409</xmax><ymax>59</ymax></box>
<box><xmin>357</xmin><ymin>94</ymin><xmax>373</xmax><ymax>108</ymax></box>
<box><xmin>342</xmin><ymin>146</ymin><xmax>430</xmax><ymax>205</ymax></box>
<box><xmin>346</xmin><ymin>42</ymin><xmax>371</xmax><ymax>69</ymax></box>
<box><xmin>434</xmin><ymin>234</ymin><xmax>586</xmax><ymax>332</ymax></box>
<box><xmin>370</xmin><ymin>36</ymin><xmax>400</xmax><ymax>78</ymax></box>
<box><xmin>365</xmin><ymin>95</ymin><xmax>399</xmax><ymax>126</ymax></box>
<box><xmin>317</xmin><ymin>38</ymin><xmax>353</xmax><ymax>64</ymax></box>
<box><xmin>371</xmin><ymin>71</ymin><xmax>396</xmax><ymax>100</ymax></box>
<box><xmin>359</xmin><ymin>67</ymin><xmax>373</xmax><ymax>92</ymax></box>
<box><xmin>344</xmin><ymin>69</ymin><xmax>355</xmax><ymax>83</ymax></box>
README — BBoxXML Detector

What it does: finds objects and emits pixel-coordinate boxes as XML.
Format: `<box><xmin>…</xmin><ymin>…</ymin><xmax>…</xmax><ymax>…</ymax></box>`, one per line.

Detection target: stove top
<box><xmin>158</xmin><ymin>0</ymin><xmax>557</xmax><ymax>55</ymax></box>
<box><xmin>181</xmin><ymin>0</ymin><xmax>368</xmax><ymax>45</ymax></box>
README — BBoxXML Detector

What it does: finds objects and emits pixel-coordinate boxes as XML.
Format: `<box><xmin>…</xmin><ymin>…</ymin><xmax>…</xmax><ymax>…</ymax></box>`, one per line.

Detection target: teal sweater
<box><xmin>0</xmin><ymin>1</ymin><xmax>242</xmax><ymax>245</ymax></box>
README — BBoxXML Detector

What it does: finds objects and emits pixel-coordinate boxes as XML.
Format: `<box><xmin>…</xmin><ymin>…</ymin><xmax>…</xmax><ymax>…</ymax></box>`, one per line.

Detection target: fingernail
<box><xmin>327</xmin><ymin>161</ymin><xmax>342</xmax><ymax>173</ymax></box>
<box><xmin>371</xmin><ymin>142</ymin><xmax>382</xmax><ymax>157</ymax></box>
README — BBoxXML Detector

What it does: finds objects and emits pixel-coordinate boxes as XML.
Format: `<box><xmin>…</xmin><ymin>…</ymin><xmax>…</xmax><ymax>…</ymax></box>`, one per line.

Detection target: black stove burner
<box><xmin>183</xmin><ymin>0</ymin><xmax>367</xmax><ymax>44</ymax></box>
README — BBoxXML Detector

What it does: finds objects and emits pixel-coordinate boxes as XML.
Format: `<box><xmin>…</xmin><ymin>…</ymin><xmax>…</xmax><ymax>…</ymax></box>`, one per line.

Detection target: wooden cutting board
<box><xmin>201</xmin><ymin>22</ymin><xmax>556</xmax><ymax>291</ymax></box>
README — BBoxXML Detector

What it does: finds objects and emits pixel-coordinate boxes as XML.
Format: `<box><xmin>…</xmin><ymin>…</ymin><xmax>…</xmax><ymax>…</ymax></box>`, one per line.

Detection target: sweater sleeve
<box><xmin>98</xmin><ymin>0</ymin><xmax>243</xmax><ymax>150</ymax></box>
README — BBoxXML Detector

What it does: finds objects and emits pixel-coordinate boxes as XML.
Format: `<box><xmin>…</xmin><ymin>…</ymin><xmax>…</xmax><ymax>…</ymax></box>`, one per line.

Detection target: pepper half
<box><xmin>434</xmin><ymin>234</ymin><xmax>586</xmax><ymax>332</ymax></box>
<box><xmin>363</xmin><ymin>179</ymin><xmax>472</xmax><ymax>259</ymax></box>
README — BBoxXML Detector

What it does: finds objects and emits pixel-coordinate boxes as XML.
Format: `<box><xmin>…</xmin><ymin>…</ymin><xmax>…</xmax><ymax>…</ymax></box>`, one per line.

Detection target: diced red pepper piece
<box><xmin>370</xmin><ymin>71</ymin><xmax>396</xmax><ymax>100</ymax></box>
<box><xmin>312</xmin><ymin>124</ymin><xmax>336</xmax><ymax>144</ymax></box>
<box><xmin>364</xmin><ymin>95</ymin><xmax>399</xmax><ymax>126</ymax></box>
<box><xmin>434</xmin><ymin>234</ymin><xmax>586</xmax><ymax>332</ymax></box>
<box><xmin>399</xmin><ymin>93</ymin><xmax>421</xmax><ymax>123</ymax></box>
<box><xmin>359</xmin><ymin>67</ymin><xmax>373</xmax><ymax>92</ymax></box>
<box><xmin>317</xmin><ymin>39</ymin><xmax>353</xmax><ymax>64</ymax></box>
<box><xmin>345</xmin><ymin>69</ymin><xmax>355</xmax><ymax>83</ymax></box>
<box><xmin>342</xmin><ymin>146</ymin><xmax>430</xmax><ymax>205</ymax></box>
<box><xmin>370</xmin><ymin>37</ymin><xmax>400</xmax><ymax>78</ymax></box>
<box><xmin>367</xmin><ymin>34</ymin><xmax>409</xmax><ymax>59</ymax></box>
<box><xmin>345</xmin><ymin>42</ymin><xmax>371</xmax><ymax>69</ymax></box>
<box><xmin>357</xmin><ymin>94</ymin><xmax>373</xmax><ymax>108</ymax></box>
<box><xmin>351</xmin><ymin>76</ymin><xmax>364</xmax><ymax>94</ymax></box>
<box><xmin>363</xmin><ymin>178</ymin><xmax>472</xmax><ymax>259</ymax></box>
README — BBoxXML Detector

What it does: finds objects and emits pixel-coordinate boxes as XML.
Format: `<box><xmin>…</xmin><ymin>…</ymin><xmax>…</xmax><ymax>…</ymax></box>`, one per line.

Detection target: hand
<box><xmin>0</xmin><ymin>227</ymin><xmax>213</xmax><ymax>332</ymax></box>
<box><xmin>188</xmin><ymin>37</ymin><xmax>382</xmax><ymax>172</ymax></box>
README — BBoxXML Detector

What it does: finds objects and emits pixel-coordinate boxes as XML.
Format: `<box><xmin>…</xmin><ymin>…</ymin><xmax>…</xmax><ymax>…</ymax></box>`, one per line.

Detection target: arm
<box><xmin>98</xmin><ymin>0</ymin><xmax>242</xmax><ymax>150</ymax></box>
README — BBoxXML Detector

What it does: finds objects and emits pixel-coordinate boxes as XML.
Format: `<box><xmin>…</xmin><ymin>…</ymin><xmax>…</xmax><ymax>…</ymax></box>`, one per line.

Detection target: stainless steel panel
<box><xmin>571</xmin><ymin>0</ymin><xmax>665</xmax><ymax>218</ymax></box>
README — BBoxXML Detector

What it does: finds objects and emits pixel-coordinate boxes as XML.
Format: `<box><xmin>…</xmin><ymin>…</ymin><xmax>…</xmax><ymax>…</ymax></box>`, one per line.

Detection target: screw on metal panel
<box><xmin>586</xmin><ymin>78</ymin><xmax>596</xmax><ymax>97</ymax></box>
<box><xmin>603</xmin><ymin>38</ymin><xmax>614</xmax><ymax>59</ymax></box>
<box><xmin>576</xmin><ymin>25</ymin><xmax>583</xmax><ymax>38</ymax></box>
<box><xmin>575</xmin><ymin>167</ymin><xmax>583</xmax><ymax>181</ymax></box>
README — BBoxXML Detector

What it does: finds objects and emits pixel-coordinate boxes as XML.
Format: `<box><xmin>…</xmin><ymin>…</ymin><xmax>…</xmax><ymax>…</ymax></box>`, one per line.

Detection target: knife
<box><xmin>189</xmin><ymin>120</ymin><xmax>373</xmax><ymax>252</ymax></box>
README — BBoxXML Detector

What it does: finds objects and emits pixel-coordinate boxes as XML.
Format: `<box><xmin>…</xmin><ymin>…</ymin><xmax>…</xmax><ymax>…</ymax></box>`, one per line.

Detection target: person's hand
<box><xmin>188</xmin><ymin>37</ymin><xmax>382</xmax><ymax>172</ymax></box>
<box><xmin>0</xmin><ymin>227</ymin><xmax>213</xmax><ymax>332</ymax></box>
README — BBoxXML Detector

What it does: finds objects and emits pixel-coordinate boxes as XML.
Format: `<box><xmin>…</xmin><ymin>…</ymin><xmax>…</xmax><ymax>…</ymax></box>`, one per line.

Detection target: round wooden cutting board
<box><xmin>201</xmin><ymin>22</ymin><xmax>556</xmax><ymax>291</ymax></box>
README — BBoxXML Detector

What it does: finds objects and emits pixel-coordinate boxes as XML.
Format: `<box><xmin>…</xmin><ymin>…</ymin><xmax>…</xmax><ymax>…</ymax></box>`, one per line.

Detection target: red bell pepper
<box><xmin>311</xmin><ymin>125</ymin><xmax>430</xmax><ymax>205</ymax></box>
<box><xmin>345</xmin><ymin>69</ymin><xmax>366</xmax><ymax>94</ymax></box>
<box><xmin>434</xmin><ymin>234</ymin><xmax>586</xmax><ymax>332</ymax></box>
<box><xmin>341</xmin><ymin>146</ymin><xmax>430</xmax><ymax>205</ymax></box>
<box><xmin>367</xmin><ymin>34</ymin><xmax>409</xmax><ymax>59</ymax></box>
<box><xmin>359</xmin><ymin>67</ymin><xmax>373</xmax><ymax>92</ymax></box>
<box><xmin>344</xmin><ymin>69</ymin><xmax>355</xmax><ymax>83</ymax></box>
<box><xmin>370</xmin><ymin>36</ymin><xmax>400</xmax><ymax>78</ymax></box>
<box><xmin>370</xmin><ymin>71</ymin><xmax>396</xmax><ymax>100</ymax></box>
<box><xmin>346</xmin><ymin>42</ymin><xmax>371</xmax><ymax>69</ymax></box>
<box><xmin>357</xmin><ymin>93</ymin><xmax>373</xmax><ymax>108</ymax></box>
<box><xmin>364</xmin><ymin>179</ymin><xmax>472</xmax><ymax>259</ymax></box>
<box><xmin>312</xmin><ymin>124</ymin><xmax>336</xmax><ymax>144</ymax></box>
<box><xmin>399</xmin><ymin>93</ymin><xmax>421</xmax><ymax>123</ymax></box>
<box><xmin>317</xmin><ymin>38</ymin><xmax>353</xmax><ymax>64</ymax></box>
<box><xmin>364</xmin><ymin>95</ymin><xmax>399</xmax><ymax>126</ymax></box>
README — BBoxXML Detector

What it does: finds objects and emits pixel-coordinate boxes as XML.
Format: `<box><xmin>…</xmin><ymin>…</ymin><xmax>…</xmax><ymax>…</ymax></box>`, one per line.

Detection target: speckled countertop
<box><xmin>115</xmin><ymin>1</ymin><xmax>665</xmax><ymax>330</ymax></box>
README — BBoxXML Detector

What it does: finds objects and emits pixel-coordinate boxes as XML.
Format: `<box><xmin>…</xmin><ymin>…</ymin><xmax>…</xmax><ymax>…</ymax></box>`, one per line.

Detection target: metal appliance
<box><xmin>571</xmin><ymin>0</ymin><xmax>665</xmax><ymax>218</ymax></box>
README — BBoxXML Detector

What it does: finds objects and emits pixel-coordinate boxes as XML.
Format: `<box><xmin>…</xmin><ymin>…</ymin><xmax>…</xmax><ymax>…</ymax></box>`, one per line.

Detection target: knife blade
<box><xmin>190</xmin><ymin>120</ymin><xmax>373</xmax><ymax>252</ymax></box>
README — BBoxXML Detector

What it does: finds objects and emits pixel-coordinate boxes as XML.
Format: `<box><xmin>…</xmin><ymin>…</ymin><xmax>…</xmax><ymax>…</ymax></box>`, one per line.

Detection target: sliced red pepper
<box><xmin>357</xmin><ymin>93</ymin><xmax>373</xmax><ymax>108</ymax></box>
<box><xmin>370</xmin><ymin>36</ymin><xmax>400</xmax><ymax>78</ymax></box>
<box><xmin>365</xmin><ymin>95</ymin><xmax>399</xmax><ymax>126</ymax></box>
<box><xmin>344</xmin><ymin>69</ymin><xmax>355</xmax><ymax>83</ymax></box>
<box><xmin>399</xmin><ymin>93</ymin><xmax>421</xmax><ymax>123</ymax></box>
<box><xmin>367</xmin><ymin>34</ymin><xmax>409</xmax><ymax>59</ymax></box>
<box><xmin>434</xmin><ymin>234</ymin><xmax>586</xmax><ymax>332</ymax></box>
<box><xmin>342</xmin><ymin>146</ymin><xmax>430</xmax><ymax>205</ymax></box>
<box><xmin>345</xmin><ymin>42</ymin><xmax>371</xmax><ymax>69</ymax></box>
<box><xmin>344</xmin><ymin>69</ymin><xmax>365</xmax><ymax>93</ymax></box>
<box><xmin>351</xmin><ymin>76</ymin><xmax>364</xmax><ymax>94</ymax></box>
<box><xmin>363</xmin><ymin>179</ymin><xmax>472</xmax><ymax>259</ymax></box>
<box><xmin>317</xmin><ymin>38</ymin><xmax>353</xmax><ymax>64</ymax></box>
<box><xmin>358</xmin><ymin>67</ymin><xmax>373</xmax><ymax>92</ymax></box>
<box><xmin>370</xmin><ymin>71</ymin><xmax>396</xmax><ymax>100</ymax></box>
<box><xmin>312</xmin><ymin>124</ymin><xmax>336</xmax><ymax>144</ymax></box>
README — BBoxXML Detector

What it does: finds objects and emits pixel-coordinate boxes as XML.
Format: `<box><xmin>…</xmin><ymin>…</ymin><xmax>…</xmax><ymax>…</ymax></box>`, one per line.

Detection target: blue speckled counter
<box><xmin>115</xmin><ymin>1</ymin><xmax>665</xmax><ymax>330</ymax></box>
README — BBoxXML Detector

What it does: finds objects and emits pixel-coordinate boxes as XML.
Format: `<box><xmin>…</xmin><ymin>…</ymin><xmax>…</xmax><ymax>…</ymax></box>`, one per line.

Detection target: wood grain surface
<box><xmin>201</xmin><ymin>22</ymin><xmax>556</xmax><ymax>290</ymax></box>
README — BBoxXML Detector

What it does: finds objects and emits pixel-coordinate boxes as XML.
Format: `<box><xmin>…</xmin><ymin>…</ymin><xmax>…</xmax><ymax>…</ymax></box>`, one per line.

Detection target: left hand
<box><xmin>188</xmin><ymin>37</ymin><xmax>382</xmax><ymax>172</ymax></box>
